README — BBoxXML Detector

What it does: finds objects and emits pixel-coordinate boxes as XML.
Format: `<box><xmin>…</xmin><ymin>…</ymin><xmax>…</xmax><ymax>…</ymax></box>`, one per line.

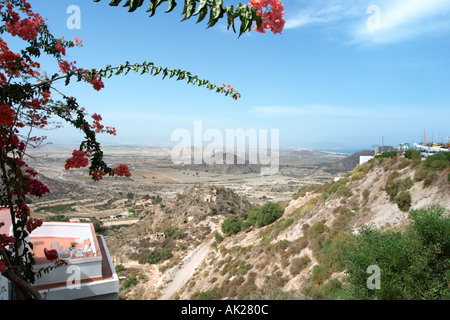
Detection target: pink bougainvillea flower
<box><xmin>249</xmin><ymin>0</ymin><xmax>285</xmax><ymax>35</ymax></box>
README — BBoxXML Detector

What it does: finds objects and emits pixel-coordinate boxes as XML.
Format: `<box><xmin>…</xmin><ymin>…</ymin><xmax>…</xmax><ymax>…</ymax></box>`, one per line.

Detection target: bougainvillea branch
<box><xmin>0</xmin><ymin>0</ymin><xmax>127</xmax><ymax>299</ymax></box>
<box><xmin>92</xmin><ymin>0</ymin><xmax>285</xmax><ymax>36</ymax></box>
<box><xmin>0</xmin><ymin>0</ymin><xmax>284</xmax><ymax>299</ymax></box>
<box><xmin>94</xmin><ymin>0</ymin><xmax>262</xmax><ymax>37</ymax></box>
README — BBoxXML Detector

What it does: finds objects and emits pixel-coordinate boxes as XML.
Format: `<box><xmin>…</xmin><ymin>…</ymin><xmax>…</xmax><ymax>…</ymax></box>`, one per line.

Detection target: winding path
<box><xmin>158</xmin><ymin>241</ymin><xmax>211</xmax><ymax>300</ymax></box>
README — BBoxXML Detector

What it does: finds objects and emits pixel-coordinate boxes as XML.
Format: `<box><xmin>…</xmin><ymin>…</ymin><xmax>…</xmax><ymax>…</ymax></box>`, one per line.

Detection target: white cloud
<box><xmin>284</xmin><ymin>0</ymin><xmax>450</xmax><ymax>45</ymax></box>
<box><xmin>353</xmin><ymin>0</ymin><xmax>450</xmax><ymax>45</ymax></box>
<box><xmin>285</xmin><ymin>2</ymin><xmax>355</xmax><ymax>29</ymax></box>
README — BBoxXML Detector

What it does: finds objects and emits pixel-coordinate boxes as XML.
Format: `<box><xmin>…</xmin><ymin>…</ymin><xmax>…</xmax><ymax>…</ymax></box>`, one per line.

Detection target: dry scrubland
<box><xmin>25</xmin><ymin>146</ymin><xmax>450</xmax><ymax>300</ymax></box>
<box><xmin>25</xmin><ymin>145</ymin><xmax>347</xmax><ymax>221</ymax></box>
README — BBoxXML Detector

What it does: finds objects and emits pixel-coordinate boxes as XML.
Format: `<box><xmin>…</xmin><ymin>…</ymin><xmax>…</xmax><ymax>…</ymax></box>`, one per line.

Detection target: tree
<box><xmin>221</xmin><ymin>216</ymin><xmax>242</xmax><ymax>235</ymax></box>
<box><xmin>339</xmin><ymin>205</ymin><xmax>450</xmax><ymax>300</ymax></box>
<box><xmin>256</xmin><ymin>202</ymin><xmax>283</xmax><ymax>227</ymax></box>
<box><xmin>0</xmin><ymin>0</ymin><xmax>285</xmax><ymax>299</ymax></box>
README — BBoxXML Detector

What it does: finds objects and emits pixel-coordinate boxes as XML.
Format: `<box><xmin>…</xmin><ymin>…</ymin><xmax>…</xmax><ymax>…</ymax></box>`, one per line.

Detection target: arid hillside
<box><xmin>108</xmin><ymin>153</ymin><xmax>450</xmax><ymax>300</ymax></box>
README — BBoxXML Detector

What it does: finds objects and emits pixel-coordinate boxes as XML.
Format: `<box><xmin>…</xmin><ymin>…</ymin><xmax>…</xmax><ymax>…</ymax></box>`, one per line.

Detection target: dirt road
<box><xmin>158</xmin><ymin>241</ymin><xmax>211</xmax><ymax>300</ymax></box>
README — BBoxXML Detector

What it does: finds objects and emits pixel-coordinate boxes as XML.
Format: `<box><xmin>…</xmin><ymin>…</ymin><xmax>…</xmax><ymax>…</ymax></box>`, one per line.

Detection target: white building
<box><xmin>0</xmin><ymin>208</ymin><xmax>119</xmax><ymax>300</ymax></box>
<box><xmin>359</xmin><ymin>155</ymin><xmax>374</xmax><ymax>165</ymax></box>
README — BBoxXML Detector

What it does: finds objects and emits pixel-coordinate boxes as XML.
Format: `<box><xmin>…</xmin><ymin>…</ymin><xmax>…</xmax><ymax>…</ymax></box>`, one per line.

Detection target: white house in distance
<box><xmin>0</xmin><ymin>208</ymin><xmax>119</xmax><ymax>300</ymax></box>
<box><xmin>359</xmin><ymin>155</ymin><xmax>374</xmax><ymax>165</ymax></box>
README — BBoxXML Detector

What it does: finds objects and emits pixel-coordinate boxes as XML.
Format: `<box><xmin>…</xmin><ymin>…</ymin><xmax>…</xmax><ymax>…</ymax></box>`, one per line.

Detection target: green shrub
<box><xmin>146</xmin><ymin>250</ymin><xmax>161</xmax><ymax>264</ymax></box>
<box><xmin>385</xmin><ymin>176</ymin><xmax>413</xmax><ymax>201</ymax></box>
<box><xmin>195</xmin><ymin>287</ymin><xmax>220</xmax><ymax>300</ymax></box>
<box><xmin>385</xmin><ymin>179</ymin><xmax>398</xmax><ymax>200</ymax></box>
<box><xmin>221</xmin><ymin>216</ymin><xmax>243</xmax><ymax>235</ymax></box>
<box><xmin>404</xmin><ymin>150</ymin><xmax>413</xmax><ymax>159</ymax></box>
<box><xmin>387</xmin><ymin>170</ymin><xmax>400</xmax><ymax>181</ymax></box>
<box><xmin>242</xmin><ymin>206</ymin><xmax>261</xmax><ymax>227</ymax></box>
<box><xmin>362</xmin><ymin>189</ymin><xmax>370</xmax><ymax>201</ymax></box>
<box><xmin>214</xmin><ymin>231</ymin><xmax>223</xmax><ymax>244</ymax></box>
<box><xmin>290</xmin><ymin>256</ymin><xmax>311</xmax><ymax>276</ymax></box>
<box><xmin>319</xmin><ymin>278</ymin><xmax>344</xmax><ymax>299</ymax></box>
<box><xmin>351</xmin><ymin>162</ymin><xmax>372</xmax><ymax>181</ymax></box>
<box><xmin>302</xmin><ymin>278</ymin><xmax>344</xmax><ymax>300</ymax></box>
<box><xmin>414</xmin><ymin>166</ymin><xmax>429</xmax><ymax>182</ymax></box>
<box><xmin>46</xmin><ymin>214</ymin><xmax>70</xmax><ymax>222</ymax></box>
<box><xmin>115</xmin><ymin>264</ymin><xmax>125</xmax><ymax>273</ymax></box>
<box><xmin>235</xmin><ymin>263</ymin><xmax>253</xmax><ymax>275</ymax></box>
<box><xmin>395</xmin><ymin>191</ymin><xmax>412</xmax><ymax>212</ymax></box>
<box><xmin>334</xmin><ymin>184</ymin><xmax>353</xmax><ymax>198</ymax></box>
<box><xmin>423</xmin><ymin>170</ymin><xmax>437</xmax><ymax>187</ymax></box>
<box><xmin>409</xmin><ymin>205</ymin><xmax>450</xmax><ymax>248</ymax></box>
<box><xmin>332</xmin><ymin>214</ymin><xmax>351</xmax><ymax>232</ymax></box>
<box><xmin>164</xmin><ymin>226</ymin><xmax>185</xmax><ymax>239</ymax></box>
<box><xmin>404</xmin><ymin>150</ymin><xmax>421</xmax><ymax>160</ymax></box>
<box><xmin>310</xmin><ymin>221</ymin><xmax>326</xmax><ymax>236</ymax></box>
<box><xmin>410</xmin><ymin>158</ymin><xmax>422</xmax><ymax>169</ymax></box>
<box><xmin>423</xmin><ymin>152</ymin><xmax>450</xmax><ymax>171</ymax></box>
<box><xmin>317</xmin><ymin>237</ymin><xmax>346</xmax><ymax>272</ymax></box>
<box><xmin>400</xmin><ymin>177</ymin><xmax>414</xmax><ymax>190</ymax></box>
<box><xmin>322</xmin><ymin>180</ymin><xmax>353</xmax><ymax>200</ymax></box>
<box><xmin>122</xmin><ymin>276</ymin><xmax>137</xmax><ymax>289</ymax></box>
<box><xmin>397</xmin><ymin>158</ymin><xmax>410</xmax><ymax>170</ymax></box>
<box><xmin>36</xmin><ymin>204</ymin><xmax>74</xmax><ymax>214</ymax></box>
<box><xmin>376</xmin><ymin>151</ymin><xmax>398</xmax><ymax>159</ymax></box>
<box><xmin>146</xmin><ymin>248</ymin><xmax>172</xmax><ymax>264</ymax></box>
<box><xmin>228</xmin><ymin>202</ymin><xmax>284</xmax><ymax>235</ymax></box>
<box><xmin>279</xmin><ymin>218</ymin><xmax>294</xmax><ymax>230</ymax></box>
<box><xmin>311</xmin><ymin>265</ymin><xmax>330</xmax><ymax>285</ymax></box>
<box><xmin>339</xmin><ymin>205</ymin><xmax>450</xmax><ymax>300</ymax></box>
<box><xmin>256</xmin><ymin>202</ymin><xmax>283</xmax><ymax>228</ymax></box>
<box><xmin>411</xmin><ymin>150</ymin><xmax>422</xmax><ymax>160</ymax></box>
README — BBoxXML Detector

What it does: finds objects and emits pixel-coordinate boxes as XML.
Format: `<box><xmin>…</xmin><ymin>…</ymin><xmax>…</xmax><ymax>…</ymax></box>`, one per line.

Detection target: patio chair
<box><xmin>74</xmin><ymin>243</ymin><xmax>91</xmax><ymax>258</ymax></box>
<box><xmin>50</xmin><ymin>242</ymin><xmax>61</xmax><ymax>251</ymax></box>
<box><xmin>51</xmin><ymin>242</ymin><xmax>65</xmax><ymax>255</ymax></box>
<box><xmin>44</xmin><ymin>248</ymin><xmax>59</xmax><ymax>261</ymax></box>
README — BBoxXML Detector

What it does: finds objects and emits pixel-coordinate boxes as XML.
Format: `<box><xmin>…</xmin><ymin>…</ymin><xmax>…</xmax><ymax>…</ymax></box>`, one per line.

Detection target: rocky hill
<box><xmin>105</xmin><ymin>185</ymin><xmax>253</xmax><ymax>298</ymax></box>
<box><xmin>106</xmin><ymin>154</ymin><xmax>450</xmax><ymax>300</ymax></box>
<box><xmin>323</xmin><ymin>149</ymin><xmax>374</xmax><ymax>172</ymax></box>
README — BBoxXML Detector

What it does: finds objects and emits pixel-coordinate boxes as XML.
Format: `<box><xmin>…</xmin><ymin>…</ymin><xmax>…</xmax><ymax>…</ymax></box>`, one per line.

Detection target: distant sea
<box><xmin>318</xmin><ymin>149</ymin><xmax>361</xmax><ymax>155</ymax></box>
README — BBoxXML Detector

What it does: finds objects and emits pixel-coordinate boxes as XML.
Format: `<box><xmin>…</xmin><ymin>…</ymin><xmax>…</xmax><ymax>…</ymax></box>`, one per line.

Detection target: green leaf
<box><xmin>162</xmin><ymin>68</ymin><xmax>168</xmax><ymax>79</ymax></box>
<box><xmin>108</xmin><ymin>0</ymin><xmax>122</xmax><ymax>6</ymax></box>
<box><xmin>196</xmin><ymin>5</ymin><xmax>208</xmax><ymax>24</ymax></box>
<box><xmin>226</xmin><ymin>5</ymin><xmax>236</xmax><ymax>32</ymax></box>
<box><xmin>93</xmin><ymin>0</ymin><xmax>260</xmax><ymax>37</ymax></box>
<box><xmin>153</xmin><ymin>66</ymin><xmax>162</xmax><ymax>76</ymax></box>
<box><xmin>166</xmin><ymin>0</ymin><xmax>177</xmax><ymax>13</ymax></box>
<box><xmin>169</xmin><ymin>68</ymin><xmax>177</xmax><ymax>78</ymax></box>
<box><xmin>181</xmin><ymin>0</ymin><xmax>197</xmax><ymax>22</ymax></box>
<box><xmin>115</xmin><ymin>64</ymin><xmax>124</xmax><ymax>75</ymax></box>
<box><xmin>147</xmin><ymin>0</ymin><xmax>159</xmax><ymax>16</ymax></box>
<box><xmin>141</xmin><ymin>65</ymin><xmax>149</xmax><ymax>74</ymax></box>
<box><xmin>193</xmin><ymin>0</ymin><xmax>207</xmax><ymax>16</ymax></box>
<box><xmin>128</xmin><ymin>0</ymin><xmax>144</xmax><ymax>12</ymax></box>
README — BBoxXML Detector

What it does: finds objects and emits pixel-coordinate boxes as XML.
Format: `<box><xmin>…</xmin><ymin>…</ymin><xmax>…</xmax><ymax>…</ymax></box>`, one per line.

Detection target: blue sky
<box><xmin>20</xmin><ymin>0</ymin><xmax>450</xmax><ymax>152</ymax></box>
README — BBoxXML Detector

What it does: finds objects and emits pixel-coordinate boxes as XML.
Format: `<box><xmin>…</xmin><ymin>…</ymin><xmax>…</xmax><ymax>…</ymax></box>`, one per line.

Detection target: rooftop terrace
<box><xmin>1</xmin><ymin>209</ymin><xmax>118</xmax><ymax>299</ymax></box>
